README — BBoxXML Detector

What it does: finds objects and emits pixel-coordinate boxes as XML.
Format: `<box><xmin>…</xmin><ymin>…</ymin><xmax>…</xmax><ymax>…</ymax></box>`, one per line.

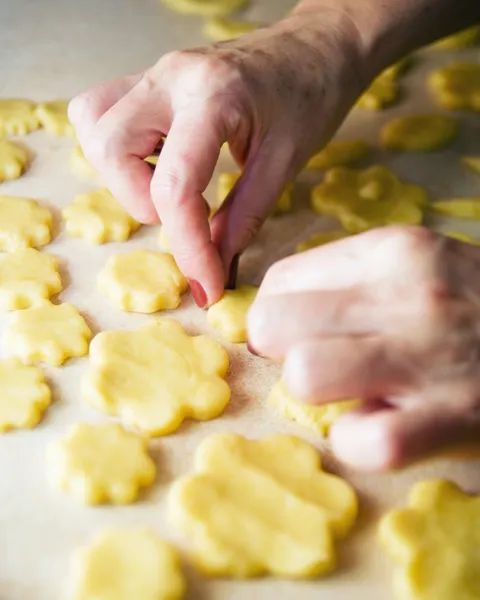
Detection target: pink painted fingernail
<box><xmin>189</xmin><ymin>280</ymin><xmax>208</xmax><ymax>309</ymax></box>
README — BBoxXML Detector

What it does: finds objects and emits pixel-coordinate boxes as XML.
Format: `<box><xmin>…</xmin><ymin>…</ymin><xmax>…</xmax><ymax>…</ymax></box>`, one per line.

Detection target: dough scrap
<box><xmin>71</xmin><ymin>528</ymin><xmax>186</xmax><ymax>600</ymax></box>
<box><xmin>0</xmin><ymin>248</ymin><xmax>62</xmax><ymax>311</ymax></box>
<box><xmin>0</xmin><ymin>358</ymin><xmax>51</xmax><ymax>432</ymax></box>
<box><xmin>62</xmin><ymin>187</ymin><xmax>140</xmax><ymax>244</ymax></box>
<box><xmin>47</xmin><ymin>422</ymin><xmax>156</xmax><ymax>505</ymax></box>
<box><xmin>35</xmin><ymin>100</ymin><xmax>74</xmax><ymax>136</ymax></box>
<box><xmin>379</xmin><ymin>479</ymin><xmax>480</xmax><ymax>600</ymax></box>
<box><xmin>444</xmin><ymin>231</ymin><xmax>480</xmax><ymax>245</ymax></box>
<box><xmin>97</xmin><ymin>250</ymin><xmax>188</xmax><ymax>313</ymax></box>
<box><xmin>71</xmin><ymin>145</ymin><xmax>97</xmax><ymax>177</ymax></box>
<box><xmin>431</xmin><ymin>25</ymin><xmax>480</xmax><ymax>50</ymax></box>
<box><xmin>0</xmin><ymin>99</ymin><xmax>40</xmax><ymax>137</ymax></box>
<box><xmin>267</xmin><ymin>380</ymin><xmax>360</xmax><ymax>436</ymax></box>
<box><xmin>463</xmin><ymin>156</ymin><xmax>480</xmax><ymax>175</ymax></box>
<box><xmin>218</xmin><ymin>172</ymin><xmax>294</xmax><ymax>215</ymax></box>
<box><xmin>0</xmin><ymin>139</ymin><xmax>30</xmax><ymax>182</ymax></box>
<box><xmin>3</xmin><ymin>301</ymin><xmax>92</xmax><ymax>366</ymax></box>
<box><xmin>82</xmin><ymin>319</ymin><xmax>230</xmax><ymax>436</ymax></box>
<box><xmin>311</xmin><ymin>166</ymin><xmax>428</xmax><ymax>233</ymax></box>
<box><xmin>380</xmin><ymin>114</ymin><xmax>458</xmax><ymax>152</ymax></box>
<box><xmin>429</xmin><ymin>62</ymin><xmax>480</xmax><ymax>111</ymax></box>
<box><xmin>207</xmin><ymin>285</ymin><xmax>258</xmax><ymax>343</ymax></box>
<box><xmin>203</xmin><ymin>17</ymin><xmax>260</xmax><ymax>41</ymax></box>
<box><xmin>430</xmin><ymin>198</ymin><xmax>480</xmax><ymax>219</ymax></box>
<box><xmin>0</xmin><ymin>195</ymin><xmax>52</xmax><ymax>252</ymax></box>
<box><xmin>162</xmin><ymin>0</ymin><xmax>249</xmax><ymax>17</ymax></box>
<box><xmin>306</xmin><ymin>139</ymin><xmax>370</xmax><ymax>170</ymax></box>
<box><xmin>169</xmin><ymin>433</ymin><xmax>358</xmax><ymax>577</ymax></box>
<box><xmin>296</xmin><ymin>230</ymin><xmax>348</xmax><ymax>253</ymax></box>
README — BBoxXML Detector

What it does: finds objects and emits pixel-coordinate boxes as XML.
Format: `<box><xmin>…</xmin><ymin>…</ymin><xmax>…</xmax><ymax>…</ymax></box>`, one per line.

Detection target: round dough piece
<box><xmin>71</xmin><ymin>528</ymin><xmax>186</xmax><ymax>600</ymax></box>
<box><xmin>203</xmin><ymin>17</ymin><xmax>260</xmax><ymax>41</ymax></box>
<box><xmin>0</xmin><ymin>139</ymin><xmax>30</xmax><ymax>182</ymax></box>
<box><xmin>47</xmin><ymin>422</ymin><xmax>156</xmax><ymax>505</ymax></box>
<box><xmin>429</xmin><ymin>62</ymin><xmax>480</xmax><ymax>111</ymax></box>
<box><xmin>0</xmin><ymin>358</ymin><xmax>51</xmax><ymax>432</ymax></box>
<box><xmin>162</xmin><ymin>0</ymin><xmax>249</xmax><ymax>17</ymax></box>
<box><xmin>296</xmin><ymin>230</ymin><xmax>348</xmax><ymax>253</ymax></box>
<box><xmin>3</xmin><ymin>301</ymin><xmax>92</xmax><ymax>366</ymax></box>
<box><xmin>97</xmin><ymin>250</ymin><xmax>188</xmax><ymax>313</ymax></box>
<box><xmin>0</xmin><ymin>248</ymin><xmax>62</xmax><ymax>311</ymax></box>
<box><xmin>0</xmin><ymin>99</ymin><xmax>40</xmax><ymax>137</ymax></box>
<box><xmin>207</xmin><ymin>285</ymin><xmax>257</xmax><ymax>343</ymax></box>
<box><xmin>0</xmin><ymin>195</ymin><xmax>52</xmax><ymax>252</ymax></box>
<box><xmin>82</xmin><ymin>319</ymin><xmax>230</xmax><ymax>436</ymax></box>
<box><xmin>306</xmin><ymin>139</ymin><xmax>370</xmax><ymax>170</ymax></box>
<box><xmin>70</xmin><ymin>144</ymin><xmax>97</xmax><ymax>177</ymax></box>
<box><xmin>62</xmin><ymin>187</ymin><xmax>140</xmax><ymax>244</ymax></box>
<box><xmin>35</xmin><ymin>100</ymin><xmax>74</xmax><ymax>136</ymax></box>
<box><xmin>380</xmin><ymin>114</ymin><xmax>458</xmax><ymax>151</ymax></box>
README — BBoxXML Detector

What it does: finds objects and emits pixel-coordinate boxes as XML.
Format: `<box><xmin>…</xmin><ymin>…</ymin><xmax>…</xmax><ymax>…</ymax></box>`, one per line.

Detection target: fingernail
<box><xmin>188</xmin><ymin>280</ymin><xmax>208</xmax><ymax>309</ymax></box>
<box><xmin>226</xmin><ymin>254</ymin><xmax>240</xmax><ymax>290</ymax></box>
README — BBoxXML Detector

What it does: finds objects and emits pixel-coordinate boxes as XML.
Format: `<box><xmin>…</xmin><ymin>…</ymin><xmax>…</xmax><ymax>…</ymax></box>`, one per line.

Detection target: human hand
<box><xmin>68</xmin><ymin>8</ymin><xmax>366</xmax><ymax>306</ymax></box>
<box><xmin>248</xmin><ymin>226</ymin><xmax>480</xmax><ymax>471</ymax></box>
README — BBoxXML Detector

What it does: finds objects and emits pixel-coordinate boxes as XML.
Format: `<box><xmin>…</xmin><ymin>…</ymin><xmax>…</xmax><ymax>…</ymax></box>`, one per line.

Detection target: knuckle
<box><xmin>151</xmin><ymin>170</ymin><xmax>185</xmax><ymax>208</ymax></box>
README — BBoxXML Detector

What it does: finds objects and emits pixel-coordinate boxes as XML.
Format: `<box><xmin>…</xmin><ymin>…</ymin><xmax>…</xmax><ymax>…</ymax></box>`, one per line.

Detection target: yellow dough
<box><xmin>429</xmin><ymin>62</ymin><xmax>480</xmax><ymax>112</ymax></box>
<box><xmin>169</xmin><ymin>433</ymin><xmax>358</xmax><ymax>577</ymax></box>
<box><xmin>97</xmin><ymin>250</ymin><xmax>188</xmax><ymax>313</ymax></box>
<box><xmin>296</xmin><ymin>230</ymin><xmax>349</xmax><ymax>253</ymax></box>
<box><xmin>379</xmin><ymin>479</ymin><xmax>480</xmax><ymax>600</ymax></box>
<box><xmin>82</xmin><ymin>319</ymin><xmax>230</xmax><ymax>436</ymax></box>
<box><xmin>145</xmin><ymin>154</ymin><xmax>159</xmax><ymax>166</ymax></box>
<box><xmin>70</xmin><ymin>144</ymin><xmax>97</xmax><ymax>177</ymax></box>
<box><xmin>431</xmin><ymin>25</ymin><xmax>480</xmax><ymax>50</ymax></box>
<box><xmin>47</xmin><ymin>422</ymin><xmax>156</xmax><ymax>505</ymax></box>
<box><xmin>203</xmin><ymin>17</ymin><xmax>260</xmax><ymax>41</ymax></box>
<box><xmin>35</xmin><ymin>100</ymin><xmax>74</xmax><ymax>136</ymax></box>
<box><xmin>71</xmin><ymin>528</ymin><xmax>186</xmax><ymax>600</ymax></box>
<box><xmin>463</xmin><ymin>156</ymin><xmax>480</xmax><ymax>175</ymax></box>
<box><xmin>0</xmin><ymin>99</ymin><xmax>40</xmax><ymax>137</ymax></box>
<box><xmin>306</xmin><ymin>139</ymin><xmax>370</xmax><ymax>170</ymax></box>
<box><xmin>158</xmin><ymin>226</ymin><xmax>172</xmax><ymax>252</ymax></box>
<box><xmin>357</xmin><ymin>57</ymin><xmax>412</xmax><ymax>111</ymax></box>
<box><xmin>0</xmin><ymin>139</ymin><xmax>30</xmax><ymax>182</ymax></box>
<box><xmin>207</xmin><ymin>285</ymin><xmax>258</xmax><ymax>343</ymax></box>
<box><xmin>3</xmin><ymin>301</ymin><xmax>92</xmax><ymax>366</ymax></box>
<box><xmin>0</xmin><ymin>248</ymin><xmax>62</xmax><ymax>311</ymax></box>
<box><xmin>430</xmin><ymin>198</ymin><xmax>480</xmax><ymax>219</ymax></box>
<box><xmin>267</xmin><ymin>380</ymin><xmax>360</xmax><ymax>436</ymax></box>
<box><xmin>62</xmin><ymin>187</ymin><xmax>140</xmax><ymax>244</ymax></box>
<box><xmin>0</xmin><ymin>195</ymin><xmax>52</xmax><ymax>252</ymax></box>
<box><xmin>0</xmin><ymin>358</ymin><xmax>51</xmax><ymax>432</ymax></box>
<box><xmin>311</xmin><ymin>166</ymin><xmax>428</xmax><ymax>233</ymax></box>
<box><xmin>161</xmin><ymin>0</ymin><xmax>249</xmax><ymax>17</ymax></box>
<box><xmin>380</xmin><ymin>114</ymin><xmax>458</xmax><ymax>151</ymax></box>
<box><xmin>444</xmin><ymin>231</ymin><xmax>480</xmax><ymax>245</ymax></box>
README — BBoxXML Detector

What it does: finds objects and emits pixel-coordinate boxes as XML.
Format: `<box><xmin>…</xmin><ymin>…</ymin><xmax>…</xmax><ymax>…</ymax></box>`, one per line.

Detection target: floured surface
<box><xmin>0</xmin><ymin>1</ymin><xmax>480</xmax><ymax>599</ymax></box>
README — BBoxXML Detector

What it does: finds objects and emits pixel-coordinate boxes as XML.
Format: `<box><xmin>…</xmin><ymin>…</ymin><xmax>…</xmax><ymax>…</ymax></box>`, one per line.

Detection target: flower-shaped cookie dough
<box><xmin>83</xmin><ymin>319</ymin><xmax>230</xmax><ymax>436</ymax></box>
<box><xmin>379</xmin><ymin>479</ymin><xmax>480</xmax><ymax>600</ymax></box>
<box><xmin>0</xmin><ymin>195</ymin><xmax>52</xmax><ymax>252</ymax></box>
<box><xmin>35</xmin><ymin>100</ymin><xmax>74</xmax><ymax>136</ymax></box>
<box><xmin>306</xmin><ymin>139</ymin><xmax>370</xmax><ymax>170</ymax></box>
<box><xmin>463</xmin><ymin>156</ymin><xmax>480</xmax><ymax>175</ymax></box>
<box><xmin>170</xmin><ymin>433</ymin><xmax>358</xmax><ymax>577</ymax></box>
<box><xmin>3</xmin><ymin>301</ymin><xmax>92</xmax><ymax>366</ymax></box>
<box><xmin>98</xmin><ymin>250</ymin><xmax>188</xmax><ymax>313</ymax></box>
<box><xmin>62</xmin><ymin>187</ymin><xmax>140</xmax><ymax>244</ymax></box>
<box><xmin>430</xmin><ymin>198</ymin><xmax>480</xmax><ymax>219</ymax></box>
<box><xmin>296</xmin><ymin>230</ymin><xmax>348</xmax><ymax>253</ymax></box>
<box><xmin>380</xmin><ymin>114</ymin><xmax>458</xmax><ymax>152</ymax></box>
<box><xmin>357</xmin><ymin>57</ymin><xmax>412</xmax><ymax>110</ymax></box>
<box><xmin>70</xmin><ymin>144</ymin><xmax>97</xmax><ymax>177</ymax></box>
<box><xmin>71</xmin><ymin>528</ymin><xmax>186</xmax><ymax>600</ymax></box>
<box><xmin>162</xmin><ymin>0</ymin><xmax>249</xmax><ymax>17</ymax></box>
<box><xmin>203</xmin><ymin>17</ymin><xmax>260</xmax><ymax>42</ymax></box>
<box><xmin>311</xmin><ymin>166</ymin><xmax>428</xmax><ymax>233</ymax></box>
<box><xmin>47</xmin><ymin>422</ymin><xmax>156</xmax><ymax>505</ymax></box>
<box><xmin>207</xmin><ymin>285</ymin><xmax>258</xmax><ymax>343</ymax></box>
<box><xmin>0</xmin><ymin>358</ymin><xmax>51</xmax><ymax>432</ymax></box>
<box><xmin>267</xmin><ymin>380</ymin><xmax>360</xmax><ymax>436</ymax></box>
<box><xmin>0</xmin><ymin>248</ymin><xmax>62</xmax><ymax>311</ymax></box>
<box><xmin>429</xmin><ymin>62</ymin><xmax>480</xmax><ymax>111</ymax></box>
<box><xmin>0</xmin><ymin>140</ymin><xmax>30</xmax><ymax>182</ymax></box>
<box><xmin>0</xmin><ymin>99</ymin><xmax>40</xmax><ymax>137</ymax></box>
<box><xmin>431</xmin><ymin>25</ymin><xmax>480</xmax><ymax>50</ymax></box>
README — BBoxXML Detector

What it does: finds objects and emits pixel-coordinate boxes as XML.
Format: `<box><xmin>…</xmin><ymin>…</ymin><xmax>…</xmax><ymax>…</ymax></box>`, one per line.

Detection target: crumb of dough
<box><xmin>380</xmin><ymin>114</ymin><xmax>458</xmax><ymax>152</ymax></box>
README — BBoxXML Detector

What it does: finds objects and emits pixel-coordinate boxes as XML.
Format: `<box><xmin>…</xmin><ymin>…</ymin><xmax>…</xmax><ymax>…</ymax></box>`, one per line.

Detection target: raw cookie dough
<box><xmin>158</xmin><ymin>226</ymin><xmax>171</xmax><ymax>252</ymax></box>
<box><xmin>0</xmin><ymin>139</ymin><xmax>30</xmax><ymax>182</ymax></box>
<box><xmin>430</xmin><ymin>198</ymin><xmax>480</xmax><ymax>219</ymax></box>
<box><xmin>445</xmin><ymin>231</ymin><xmax>480</xmax><ymax>245</ymax></box>
<box><xmin>311</xmin><ymin>166</ymin><xmax>428</xmax><ymax>233</ymax></box>
<box><xmin>47</xmin><ymin>422</ymin><xmax>156</xmax><ymax>505</ymax></box>
<box><xmin>463</xmin><ymin>156</ymin><xmax>480</xmax><ymax>175</ymax></box>
<box><xmin>218</xmin><ymin>172</ymin><xmax>294</xmax><ymax>215</ymax></box>
<box><xmin>207</xmin><ymin>285</ymin><xmax>258</xmax><ymax>343</ymax></box>
<box><xmin>62</xmin><ymin>187</ymin><xmax>140</xmax><ymax>244</ymax></box>
<box><xmin>97</xmin><ymin>250</ymin><xmax>188</xmax><ymax>313</ymax></box>
<box><xmin>162</xmin><ymin>0</ymin><xmax>249</xmax><ymax>17</ymax></box>
<box><xmin>431</xmin><ymin>25</ymin><xmax>480</xmax><ymax>50</ymax></box>
<box><xmin>0</xmin><ymin>99</ymin><xmax>40</xmax><ymax>137</ymax></box>
<box><xmin>82</xmin><ymin>319</ymin><xmax>230</xmax><ymax>436</ymax></box>
<box><xmin>3</xmin><ymin>301</ymin><xmax>92</xmax><ymax>366</ymax></box>
<box><xmin>357</xmin><ymin>57</ymin><xmax>412</xmax><ymax>110</ymax></box>
<box><xmin>0</xmin><ymin>195</ymin><xmax>52</xmax><ymax>252</ymax></box>
<box><xmin>296</xmin><ymin>230</ymin><xmax>348</xmax><ymax>253</ymax></box>
<box><xmin>267</xmin><ymin>380</ymin><xmax>360</xmax><ymax>436</ymax></box>
<box><xmin>0</xmin><ymin>248</ymin><xmax>62</xmax><ymax>311</ymax></box>
<box><xmin>429</xmin><ymin>62</ymin><xmax>480</xmax><ymax>111</ymax></box>
<box><xmin>379</xmin><ymin>479</ymin><xmax>480</xmax><ymax>600</ymax></box>
<box><xmin>203</xmin><ymin>17</ymin><xmax>260</xmax><ymax>41</ymax></box>
<box><xmin>380</xmin><ymin>114</ymin><xmax>458</xmax><ymax>152</ymax></box>
<box><xmin>71</xmin><ymin>144</ymin><xmax>97</xmax><ymax>177</ymax></box>
<box><xmin>169</xmin><ymin>433</ymin><xmax>358</xmax><ymax>577</ymax></box>
<box><xmin>35</xmin><ymin>100</ymin><xmax>74</xmax><ymax>136</ymax></box>
<box><xmin>71</xmin><ymin>528</ymin><xmax>186</xmax><ymax>600</ymax></box>
<box><xmin>0</xmin><ymin>358</ymin><xmax>51</xmax><ymax>432</ymax></box>
<box><xmin>306</xmin><ymin>139</ymin><xmax>370</xmax><ymax>170</ymax></box>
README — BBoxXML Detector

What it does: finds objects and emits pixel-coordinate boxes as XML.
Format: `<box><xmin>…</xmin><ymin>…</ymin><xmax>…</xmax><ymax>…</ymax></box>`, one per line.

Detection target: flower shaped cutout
<box><xmin>0</xmin><ymin>195</ymin><xmax>52</xmax><ymax>252</ymax></box>
<box><xmin>0</xmin><ymin>99</ymin><xmax>40</xmax><ymax>137</ymax></box>
<box><xmin>35</xmin><ymin>100</ymin><xmax>75</xmax><ymax>136</ymax></box>
<box><xmin>380</xmin><ymin>114</ymin><xmax>458</xmax><ymax>152</ymax></box>
<box><xmin>207</xmin><ymin>285</ymin><xmax>258</xmax><ymax>343</ymax></box>
<box><xmin>0</xmin><ymin>139</ymin><xmax>30</xmax><ymax>182</ymax></box>
<box><xmin>429</xmin><ymin>61</ymin><xmax>480</xmax><ymax>111</ymax></box>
